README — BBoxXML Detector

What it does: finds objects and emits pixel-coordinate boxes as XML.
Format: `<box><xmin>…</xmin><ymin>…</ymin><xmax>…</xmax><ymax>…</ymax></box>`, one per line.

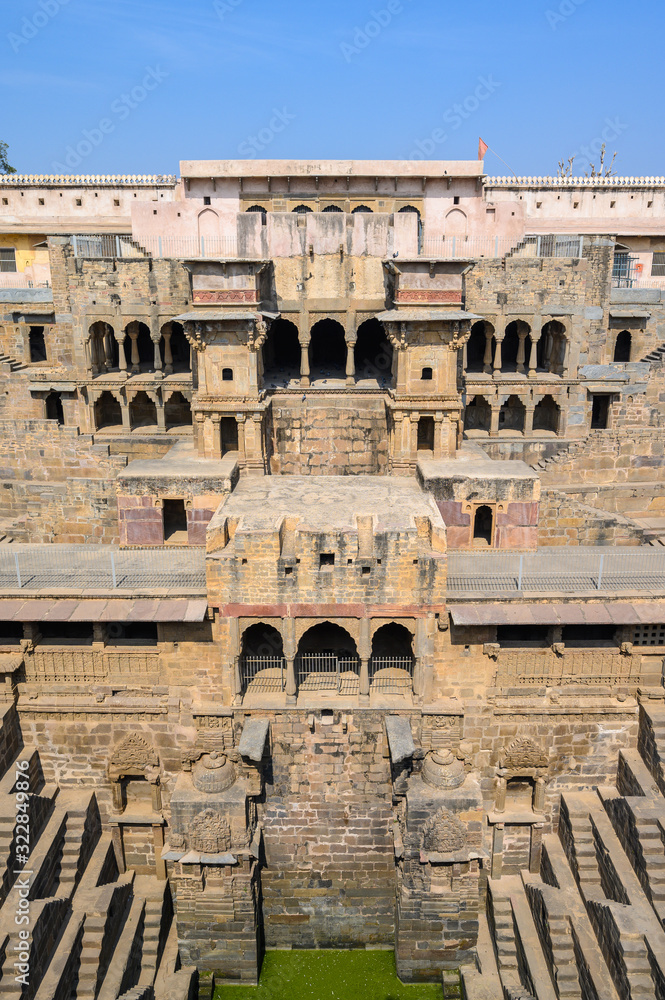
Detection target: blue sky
<box><xmin>0</xmin><ymin>0</ymin><xmax>660</xmax><ymax>176</ymax></box>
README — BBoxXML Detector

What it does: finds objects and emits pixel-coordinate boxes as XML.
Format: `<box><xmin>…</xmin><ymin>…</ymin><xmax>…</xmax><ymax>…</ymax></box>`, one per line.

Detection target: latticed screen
<box><xmin>633</xmin><ymin>623</ymin><xmax>665</xmax><ymax>645</ymax></box>
<box><xmin>652</xmin><ymin>252</ymin><xmax>665</xmax><ymax>276</ymax></box>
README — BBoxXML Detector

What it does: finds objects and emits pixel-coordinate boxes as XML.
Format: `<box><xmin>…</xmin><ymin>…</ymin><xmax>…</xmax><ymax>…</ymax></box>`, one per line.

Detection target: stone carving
<box><xmin>422</xmin><ymin>807</ymin><xmax>467</xmax><ymax>853</ymax></box>
<box><xmin>421</xmin><ymin>749</ymin><xmax>466</xmax><ymax>789</ymax></box>
<box><xmin>191</xmin><ymin>751</ymin><xmax>236</xmax><ymax>793</ymax></box>
<box><xmin>110</xmin><ymin>733</ymin><xmax>159</xmax><ymax>773</ymax></box>
<box><xmin>421</xmin><ymin>714</ymin><xmax>462</xmax><ymax>751</ymax></box>
<box><xmin>501</xmin><ymin>736</ymin><xmax>549</xmax><ymax>770</ymax></box>
<box><xmin>189</xmin><ymin>809</ymin><xmax>232</xmax><ymax>854</ymax></box>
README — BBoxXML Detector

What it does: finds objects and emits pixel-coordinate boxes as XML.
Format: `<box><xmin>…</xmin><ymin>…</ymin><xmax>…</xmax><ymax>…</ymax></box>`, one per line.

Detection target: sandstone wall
<box><xmin>537</xmin><ymin>489</ymin><xmax>648</xmax><ymax>546</ymax></box>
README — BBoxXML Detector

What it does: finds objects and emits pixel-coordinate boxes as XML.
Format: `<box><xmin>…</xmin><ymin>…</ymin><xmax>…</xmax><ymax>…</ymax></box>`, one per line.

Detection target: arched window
<box><xmin>533</xmin><ymin>395</ymin><xmax>560</xmax><ymax>434</ymax></box>
<box><xmin>29</xmin><ymin>326</ymin><xmax>47</xmax><ymax>362</ymax></box>
<box><xmin>370</xmin><ymin>623</ymin><xmax>414</xmax><ymax>692</ymax></box>
<box><xmin>499</xmin><ymin>395</ymin><xmax>526</xmax><ymax>434</ymax></box>
<box><xmin>45</xmin><ymin>391</ymin><xmax>64</xmax><ymax>425</ymax></box>
<box><xmin>473</xmin><ymin>505</ymin><xmax>493</xmax><ymax>546</ymax></box>
<box><xmin>352</xmin><ymin>205</ymin><xmax>373</xmax><ymax>214</ymax></box>
<box><xmin>466</xmin><ymin>321</ymin><xmax>491</xmax><ymax>373</ymax></box>
<box><xmin>322</xmin><ymin>205</ymin><xmax>343</xmax><ymax>213</ymax></box>
<box><xmin>309</xmin><ymin>318</ymin><xmax>347</xmax><ymax>380</ymax></box>
<box><xmin>240</xmin><ymin>623</ymin><xmax>285</xmax><ymax>694</ymax></box>
<box><xmin>262</xmin><ymin>318</ymin><xmax>301</xmax><ymax>387</ymax></box>
<box><xmin>463</xmin><ymin>395</ymin><xmax>491</xmax><ymax>434</ymax></box>
<box><xmin>246</xmin><ymin>205</ymin><xmax>267</xmax><ymax>224</ymax></box>
<box><xmin>129</xmin><ymin>391</ymin><xmax>157</xmax><ymax>429</ymax></box>
<box><xmin>160</xmin><ymin>321</ymin><xmax>190</xmax><ymax>373</ymax></box>
<box><xmin>614</xmin><ymin>330</ymin><xmax>631</xmax><ymax>362</ymax></box>
<box><xmin>125</xmin><ymin>322</ymin><xmax>153</xmax><ymax>371</ymax></box>
<box><xmin>164</xmin><ymin>392</ymin><xmax>192</xmax><ymax>430</ymax></box>
<box><xmin>292</xmin><ymin>204</ymin><xmax>313</xmax><ymax>214</ymax></box>
<box><xmin>222</xmin><ymin>368</ymin><xmax>234</xmax><ymax>381</ymax></box>
<box><xmin>354</xmin><ymin>318</ymin><xmax>393</xmax><ymax>385</ymax></box>
<box><xmin>94</xmin><ymin>392</ymin><xmax>122</xmax><ymax>430</ymax></box>
<box><xmin>398</xmin><ymin>205</ymin><xmax>421</xmax><ymax>217</ymax></box>
<box><xmin>421</xmin><ymin>366</ymin><xmax>433</xmax><ymax>380</ymax></box>
<box><xmin>88</xmin><ymin>321</ymin><xmax>117</xmax><ymax>373</ymax></box>
<box><xmin>538</xmin><ymin>320</ymin><xmax>567</xmax><ymax>374</ymax></box>
<box><xmin>296</xmin><ymin>622</ymin><xmax>359</xmax><ymax>694</ymax></box>
<box><xmin>502</xmin><ymin>321</ymin><xmax>531</xmax><ymax>374</ymax></box>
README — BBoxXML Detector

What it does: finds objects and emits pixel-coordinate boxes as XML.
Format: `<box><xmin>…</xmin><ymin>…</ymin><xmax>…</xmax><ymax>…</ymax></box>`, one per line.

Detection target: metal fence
<box><xmin>447</xmin><ymin>547</ymin><xmax>665</xmax><ymax>596</ymax></box>
<box><xmin>240</xmin><ymin>655</ymin><xmax>285</xmax><ymax>694</ymax></box>
<box><xmin>70</xmin><ymin>235</ymin><xmax>239</xmax><ymax>260</ymax></box>
<box><xmin>369</xmin><ymin>656</ymin><xmax>414</xmax><ymax>692</ymax></box>
<box><xmin>421</xmin><ymin>234</ymin><xmax>584</xmax><ymax>260</ymax></box>
<box><xmin>0</xmin><ymin>273</ymin><xmax>51</xmax><ymax>288</ymax></box>
<box><xmin>0</xmin><ymin>545</ymin><xmax>206</xmax><ymax>592</ymax></box>
<box><xmin>296</xmin><ymin>654</ymin><xmax>360</xmax><ymax>693</ymax></box>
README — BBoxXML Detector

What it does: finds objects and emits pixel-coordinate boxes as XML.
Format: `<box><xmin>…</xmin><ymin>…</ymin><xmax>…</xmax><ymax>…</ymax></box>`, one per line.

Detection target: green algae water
<box><xmin>214</xmin><ymin>950</ymin><xmax>444</xmax><ymax>999</ymax></box>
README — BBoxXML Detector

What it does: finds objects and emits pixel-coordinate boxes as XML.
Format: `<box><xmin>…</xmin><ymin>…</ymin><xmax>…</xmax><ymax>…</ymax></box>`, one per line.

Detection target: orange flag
<box><xmin>478</xmin><ymin>137</ymin><xmax>489</xmax><ymax>160</ymax></box>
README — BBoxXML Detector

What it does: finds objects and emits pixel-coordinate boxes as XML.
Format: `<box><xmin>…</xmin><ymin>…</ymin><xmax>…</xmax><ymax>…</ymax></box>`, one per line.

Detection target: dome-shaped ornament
<box><xmin>191</xmin><ymin>751</ymin><xmax>236</xmax><ymax>793</ymax></box>
<box><xmin>421</xmin><ymin>749</ymin><xmax>465</xmax><ymax>789</ymax></box>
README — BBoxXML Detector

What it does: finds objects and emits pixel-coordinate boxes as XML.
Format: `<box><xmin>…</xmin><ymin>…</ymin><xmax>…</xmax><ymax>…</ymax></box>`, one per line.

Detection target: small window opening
<box><xmin>76</xmin><ymin>198</ymin><xmax>82</xmax><ymax>206</ymax></box>
<box><xmin>40</xmin><ymin>622</ymin><xmax>94</xmax><ymax>645</ymax></box>
<box><xmin>421</xmin><ymin>366</ymin><xmax>433</xmax><ymax>380</ymax></box>
<box><xmin>613</xmin><ymin>330</ymin><xmax>631</xmax><ymax>362</ymax></box>
<box><xmin>284</xmin><ymin>566</ymin><xmax>293</xmax><ymax>575</ymax></box>
<box><xmin>203</xmin><ymin>196</ymin><xmax>211</xmax><ymax>205</ymax></box>
<box><xmin>473</xmin><ymin>505</ymin><xmax>493</xmax><ymax>546</ymax></box>
<box><xmin>29</xmin><ymin>326</ymin><xmax>47</xmax><ymax>362</ymax></box>
<box><xmin>0</xmin><ymin>621</ymin><xmax>23</xmax><ymax>645</ymax></box>
<box><xmin>591</xmin><ymin>394</ymin><xmax>610</xmax><ymax>429</ymax></box>
<box><xmin>114</xmin><ymin>199</ymin><xmax>120</xmax><ymax>206</ymax></box>
<box><xmin>45</xmin><ymin>391</ymin><xmax>64</xmax><ymax>425</ymax></box>
<box><xmin>38</xmin><ymin>198</ymin><xmax>44</xmax><ymax>206</ymax></box>
<box><xmin>163</xmin><ymin>499</ymin><xmax>188</xmax><ymax>543</ymax></box>
<box><xmin>106</xmin><ymin>622</ymin><xmax>158</xmax><ymax>645</ymax></box>
<box><xmin>506</xmin><ymin>776</ymin><xmax>535</xmax><ymax>810</ymax></box>
<box><xmin>361</xmin><ymin>566</ymin><xmax>371</xmax><ymax>576</ymax></box>
<box><xmin>222</xmin><ymin>368</ymin><xmax>234</xmax><ymax>381</ymax></box>
<box><xmin>453</xmin><ymin>196</ymin><xmax>460</xmax><ymax>205</ymax></box>
<box><xmin>320</xmin><ymin>553</ymin><xmax>335</xmax><ymax>569</ymax></box>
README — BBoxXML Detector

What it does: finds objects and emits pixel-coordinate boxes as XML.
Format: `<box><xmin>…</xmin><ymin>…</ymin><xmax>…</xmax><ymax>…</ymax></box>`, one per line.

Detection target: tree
<box><xmin>584</xmin><ymin>144</ymin><xmax>617</xmax><ymax>178</ymax></box>
<box><xmin>0</xmin><ymin>141</ymin><xmax>16</xmax><ymax>174</ymax></box>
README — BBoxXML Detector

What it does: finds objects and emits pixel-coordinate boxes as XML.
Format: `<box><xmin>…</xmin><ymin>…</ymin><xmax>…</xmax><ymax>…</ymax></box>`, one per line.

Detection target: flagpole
<box><xmin>482</xmin><ymin>144</ymin><xmax>518</xmax><ymax>179</ymax></box>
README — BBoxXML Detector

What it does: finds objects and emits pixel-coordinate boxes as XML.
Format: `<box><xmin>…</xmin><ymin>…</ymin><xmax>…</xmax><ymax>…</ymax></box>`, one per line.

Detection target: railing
<box><xmin>296</xmin><ymin>654</ymin><xmax>360</xmax><ymax>693</ymax></box>
<box><xmin>447</xmin><ymin>547</ymin><xmax>665</xmax><ymax>596</ymax></box>
<box><xmin>240</xmin><ymin>655</ymin><xmax>285</xmax><ymax>694</ymax></box>
<box><xmin>421</xmin><ymin>234</ymin><xmax>584</xmax><ymax>259</ymax></box>
<box><xmin>0</xmin><ymin>545</ymin><xmax>206</xmax><ymax>593</ymax></box>
<box><xmin>0</xmin><ymin>273</ymin><xmax>51</xmax><ymax>289</ymax></box>
<box><xmin>70</xmin><ymin>235</ymin><xmax>239</xmax><ymax>260</ymax></box>
<box><xmin>369</xmin><ymin>656</ymin><xmax>414</xmax><ymax>692</ymax></box>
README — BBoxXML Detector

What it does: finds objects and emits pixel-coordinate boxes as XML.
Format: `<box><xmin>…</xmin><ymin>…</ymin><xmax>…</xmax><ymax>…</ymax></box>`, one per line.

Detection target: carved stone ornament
<box><xmin>183</xmin><ymin>322</ymin><xmax>206</xmax><ymax>353</ymax></box>
<box><xmin>109</xmin><ymin>733</ymin><xmax>159</xmax><ymax>774</ymax></box>
<box><xmin>421</xmin><ymin>748</ymin><xmax>466</xmax><ymax>789</ymax></box>
<box><xmin>189</xmin><ymin>809</ymin><xmax>232</xmax><ymax>854</ymax></box>
<box><xmin>191</xmin><ymin>751</ymin><xmax>236</xmax><ymax>794</ymax></box>
<box><xmin>422</xmin><ymin>806</ymin><xmax>467</xmax><ymax>853</ymax></box>
<box><xmin>501</xmin><ymin>736</ymin><xmax>549</xmax><ymax>770</ymax></box>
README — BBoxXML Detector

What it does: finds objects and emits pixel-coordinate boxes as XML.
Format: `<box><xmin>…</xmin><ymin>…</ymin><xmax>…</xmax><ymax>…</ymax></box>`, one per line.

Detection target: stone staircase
<box><xmin>641</xmin><ymin>343</ymin><xmax>665</xmax><ymax>364</ymax></box>
<box><xmin>466</xmin><ymin>702</ymin><xmax>665</xmax><ymax>999</ymax></box>
<box><xmin>0</xmin><ymin>353</ymin><xmax>29</xmax><ymax>374</ymax></box>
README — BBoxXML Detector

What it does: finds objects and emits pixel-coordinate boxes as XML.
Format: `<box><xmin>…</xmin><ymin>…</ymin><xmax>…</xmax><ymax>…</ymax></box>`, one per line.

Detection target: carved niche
<box><xmin>189</xmin><ymin>808</ymin><xmax>232</xmax><ymax>854</ymax></box>
<box><xmin>422</xmin><ymin>806</ymin><xmax>467</xmax><ymax>854</ymax></box>
<box><xmin>500</xmin><ymin>736</ymin><xmax>549</xmax><ymax>771</ymax></box>
<box><xmin>421</xmin><ymin>714</ymin><xmax>462</xmax><ymax>752</ymax></box>
<box><xmin>108</xmin><ymin>733</ymin><xmax>159</xmax><ymax>779</ymax></box>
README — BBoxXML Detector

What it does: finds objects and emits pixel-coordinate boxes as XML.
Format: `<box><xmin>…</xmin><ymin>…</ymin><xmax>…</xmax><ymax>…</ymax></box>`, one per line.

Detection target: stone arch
<box><xmin>240</xmin><ymin>623</ymin><xmax>285</xmax><ymax>695</ymax></box>
<box><xmin>125</xmin><ymin>321</ymin><xmax>153</xmax><ymax>371</ymax></box>
<box><xmin>164</xmin><ymin>391</ymin><xmax>192</xmax><ymax>430</ymax></box>
<box><xmin>499</xmin><ymin>394</ymin><xmax>526</xmax><ymax>434</ymax></box>
<box><xmin>45</xmin><ymin>391</ymin><xmax>64</xmax><ymax>425</ymax></box>
<box><xmin>309</xmin><ymin>318</ymin><xmax>347</xmax><ymax>379</ymax></box>
<box><xmin>246</xmin><ymin>205</ymin><xmax>267</xmax><ymax>224</ymax></box>
<box><xmin>354</xmin><ymin>318</ymin><xmax>393</xmax><ymax>384</ymax></box>
<box><xmin>398</xmin><ymin>205</ymin><xmax>421</xmax><ymax>218</ymax></box>
<box><xmin>322</xmin><ymin>205</ymin><xmax>343</xmax><ymax>213</ymax></box>
<box><xmin>614</xmin><ymin>329</ymin><xmax>632</xmax><ymax>362</ymax></box>
<box><xmin>463</xmin><ymin>395</ymin><xmax>491</xmax><ymax>434</ymax></box>
<box><xmin>539</xmin><ymin>320</ymin><xmax>567</xmax><ymax>374</ymax></box>
<box><xmin>198</xmin><ymin>208</ymin><xmax>219</xmax><ymax>244</ymax></box>
<box><xmin>422</xmin><ymin>807</ymin><xmax>466</xmax><ymax>853</ymax></box>
<box><xmin>292</xmin><ymin>204</ymin><xmax>312</xmax><ymax>214</ymax></box>
<box><xmin>129</xmin><ymin>391</ymin><xmax>158</xmax><ymax>429</ymax></box>
<box><xmin>466</xmin><ymin>321</ymin><xmax>491</xmax><ymax>373</ymax></box>
<box><xmin>296</xmin><ymin>622</ymin><xmax>359</xmax><ymax>694</ymax></box>
<box><xmin>473</xmin><ymin>505</ymin><xmax>494</xmax><ymax>546</ymax></box>
<box><xmin>89</xmin><ymin>320</ymin><xmax>117</xmax><ymax>373</ymax></box>
<box><xmin>352</xmin><ymin>205</ymin><xmax>373</xmax><ymax>214</ymax></box>
<box><xmin>445</xmin><ymin>208</ymin><xmax>467</xmax><ymax>235</ymax></box>
<box><xmin>370</xmin><ymin>622</ymin><xmax>414</xmax><ymax>693</ymax></box>
<box><xmin>94</xmin><ymin>391</ymin><xmax>123</xmax><ymax>430</ymax></box>
<box><xmin>160</xmin><ymin>321</ymin><xmax>190</xmax><ymax>373</ymax></box>
<box><xmin>533</xmin><ymin>394</ymin><xmax>560</xmax><ymax>434</ymax></box>
<box><xmin>262</xmin><ymin>318</ymin><xmax>301</xmax><ymax>385</ymax></box>
<box><xmin>108</xmin><ymin>732</ymin><xmax>160</xmax><ymax>813</ymax></box>
<box><xmin>502</xmin><ymin>320</ymin><xmax>531</xmax><ymax>373</ymax></box>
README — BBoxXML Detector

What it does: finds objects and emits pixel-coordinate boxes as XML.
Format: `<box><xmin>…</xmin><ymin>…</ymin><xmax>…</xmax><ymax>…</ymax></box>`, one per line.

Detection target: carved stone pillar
<box><xmin>493</xmin><ymin>335</ymin><xmax>503</xmax><ymax>374</ymax></box>
<box><xmin>162</xmin><ymin>326</ymin><xmax>173</xmax><ymax>374</ymax></box>
<box><xmin>300</xmin><ymin>341</ymin><xmax>310</xmax><ymax>386</ymax></box>
<box><xmin>195</xmin><ymin>412</ymin><xmax>205</xmax><ymax>457</ymax></box>
<box><xmin>491</xmin><ymin>823</ymin><xmax>504</xmax><ymax>878</ymax></box>
<box><xmin>114</xmin><ymin>332</ymin><xmax>128</xmax><ymax>376</ymax></box>
<box><xmin>433</xmin><ymin>413</ymin><xmax>445</xmax><ymax>459</ymax></box>
<box><xmin>345</xmin><ymin>339</ymin><xmax>355</xmax><ymax>386</ymax></box>
<box><xmin>104</xmin><ymin>329</ymin><xmax>114</xmax><ymax>371</ymax></box>
<box><xmin>153</xmin><ymin>824</ymin><xmax>166</xmax><ymax>880</ymax></box>
<box><xmin>237</xmin><ymin>415</ymin><xmax>247</xmax><ymax>461</ymax></box>
<box><xmin>530</xmin><ymin>823</ymin><xmax>544</xmax><ymax>873</ymax></box>
<box><xmin>120</xmin><ymin>397</ymin><xmax>131</xmax><ymax>430</ymax></box>
<box><xmin>151</xmin><ymin>335</ymin><xmax>162</xmax><ymax>374</ymax></box>
<box><xmin>495</xmin><ymin>774</ymin><xmax>507</xmax><ymax>813</ymax></box>
<box><xmin>525</xmin><ymin>403</ymin><xmax>535</xmax><ymax>436</ymax></box>
<box><xmin>516</xmin><ymin>331</ymin><xmax>527</xmax><ymax>374</ymax></box>
<box><xmin>211</xmin><ymin>414</ymin><xmax>222</xmax><ymax>458</ymax></box>
<box><xmin>359</xmin><ymin>618</ymin><xmax>371</xmax><ymax>703</ymax></box>
<box><xmin>490</xmin><ymin>403</ymin><xmax>500</xmax><ymax>436</ymax></box>
<box><xmin>534</xmin><ymin>777</ymin><xmax>546</xmax><ymax>813</ymax></box>
<box><xmin>155</xmin><ymin>396</ymin><xmax>166</xmax><ymax>430</ymax></box>
<box><xmin>483</xmin><ymin>327</ymin><xmax>493</xmax><ymax>374</ymax></box>
<box><xmin>528</xmin><ymin>327</ymin><xmax>541</xmax><ymax>377</ymax></box>
<box><xmin>284</xmin><ymin>618</ymin><xmax>297</xmax><ymax>705</ymax></box>
<box><xmin>128</xmin><ymin>328</ymin><xmax>140</xmax><ymax>373</ymax></box>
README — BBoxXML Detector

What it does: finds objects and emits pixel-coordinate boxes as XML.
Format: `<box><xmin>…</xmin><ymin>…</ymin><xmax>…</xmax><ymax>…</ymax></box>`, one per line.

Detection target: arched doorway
<box><xmin>160</xmin><ymin>322</ymin><xmax>190</xmax><ymax>373</ymax></box>
<box><xmin>539</xmin><ymin>321</ymin><xmax>567</xmax><ymax>374</ymax></box>
<box><xmin>533</xmin><ymin>395</ymin><xmax>560</xmax><ymax>434</ymax></box>
<box><xmin>502</xmin><ymin>321</ymin><xmax>531</xmax><ymax>373</ymax></box>
<box><xmin>309</xmin><ymin>319</ymin><xmax>347</xmax><ymax>382</ymax></box>
<box><xmin>354</xmin><ymin>318</ymin><xmax>393</xmax><ymax>385</ymax></box>
<box><xmin>613</xmin><ymin>330</ymin><xmax>632</xmax><ymax>362</ymax></box>
<box><xmin>89</xmin><ymin>321</ymin><xmax>117</xmax><ymax>373</ymax></box>
<box><xmin>240</xmin><ymin>623</ymin><xmax>285</xmax><ymax>694</ymax></box>
<box><xmin>94</xmin><ymin>391</ymin><xmax>122</xmax><ymax>430</ymax></box>
<box><xmin>466</xmin><ymin>321</ymin><xmax>488</xmax><ymax>373</ymax></box>
<box><xmin>45</xmin><ymin>391</ymin><xmax>64</xmax><ymax>425</ymax></box>
<box><xmin>164</xmin><ymin>392</ymin><xmax>192</xmax><ymax>431</ymax></box>
<box><xmin>499</xmin><ymin>395</ymin><xmax>526</xmax><ymax>434</ymax></box>
<box><xmin>296</xmin><ymin>623</ymin><xmax>359</xmax><ymax>693</ymax></box>
<box><xmin>417</xmin><ymin>416</ymin><xmax>435</xmax><ymax>451</ymax></box>
<box><xmin>262</xmin><ymin>318</ymin><xmax>301</xmax><ymax>387</ymax></box>
<box><xmin>463</xmin><ymin>396</ymin><xmax>491</xmax><ymax>435</ymax></box>
<box><xmin>198</xmin><ymin>208</ymin><xmax>219</xmax><ymax>251</ymax></box>
<box><xmin>129</xmin><ymin>391</ymin><xmax>157</xmax><ymax>429</ymax></box>
<box><xmin>473</xmin><ymin>505</ymin><xmax>494</xmax><ymax>546</ymax></box>
<box><xmin>370</xmin><ymin>623</ymin><xmax>414</xmax><ymax>692</ymax></box>
<box><xmin>125</xmin><ymin>322</ymin><xmax>153</xmax><ymax>372</ymax></box>
<box><xmin>29</xmin><ymin>326</ymin><xmax>47</xmax><ymax>363</ymax></box>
